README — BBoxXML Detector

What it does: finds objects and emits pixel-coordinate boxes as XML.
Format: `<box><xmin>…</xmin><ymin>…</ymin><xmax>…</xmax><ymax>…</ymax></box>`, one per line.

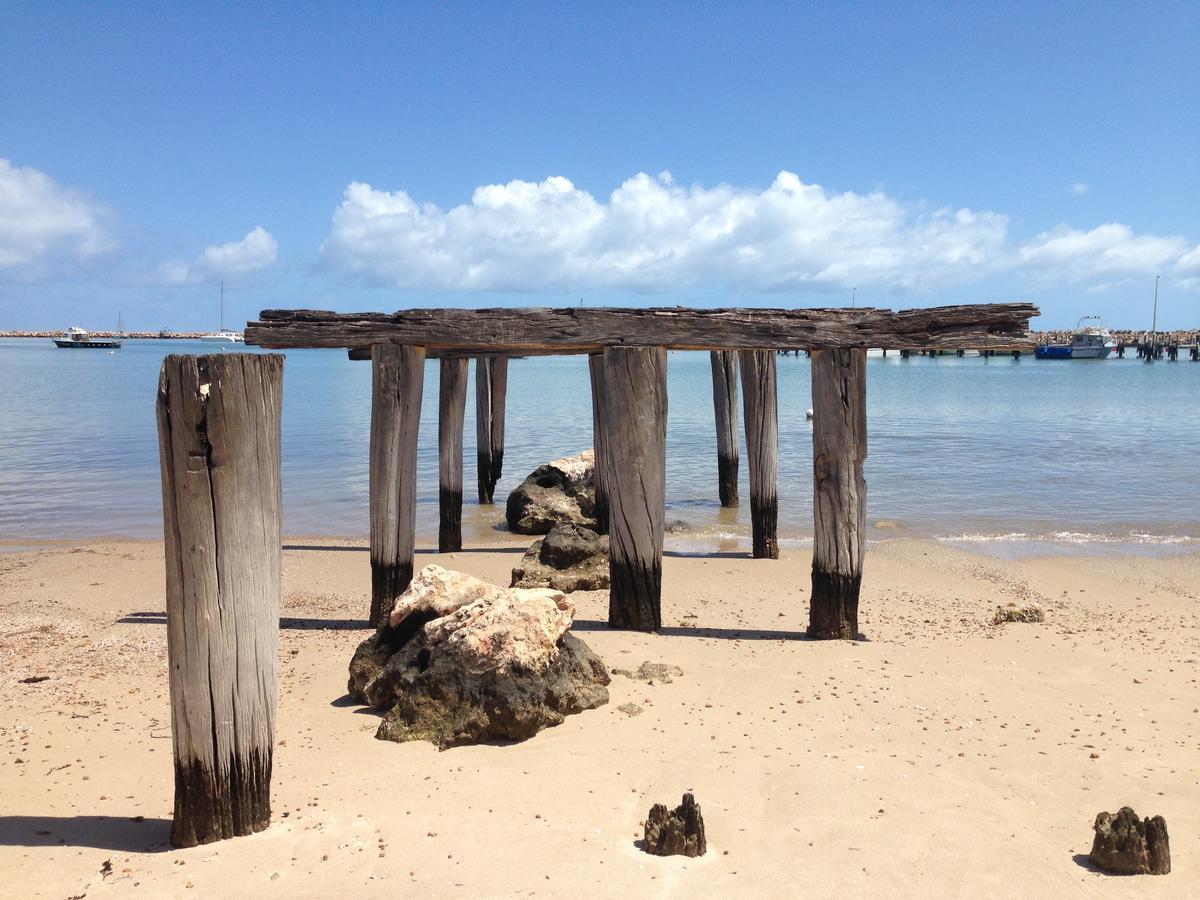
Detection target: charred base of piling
<box><xmin>750</xmin><ymin>497</ymin><xmax>778</xmax><ymax>559</ymax></box>
<box><xmin>370</xmin><ymin>560</ymin><xmax>414</xmax><ymax>626</ymax></box>
<box><xmin>808</xmin><ymin>568</ymin><xmax>860</xmax><ymax>639</ymax></box>
<box><xmin>438</xmin><ymin>486</ymin><xmax>463</xmax><ymax>553</ymax></box>
<box><xmin>608</xmin><ymin>559</ymin><xmax>662</xmax><ymax>632</ymax></box>
<box><xmin>171</xmin><ymin>750</ymin><xmax>272</xmax><ymax>848</ymax></box>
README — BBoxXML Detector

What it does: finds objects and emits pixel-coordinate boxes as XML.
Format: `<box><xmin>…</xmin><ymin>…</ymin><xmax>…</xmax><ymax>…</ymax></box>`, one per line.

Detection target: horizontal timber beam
<box><xmin>248</xmin><ymin>303</ymin><xmax>1038</xmax><ymax>354</ymax></box>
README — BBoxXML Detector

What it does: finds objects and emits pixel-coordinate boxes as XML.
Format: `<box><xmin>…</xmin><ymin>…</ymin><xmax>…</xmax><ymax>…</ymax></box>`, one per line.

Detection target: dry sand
<box><xmin>1</xmin><ymin>536</ymin><xmax>1197</xmax><ymax>898</ymax></box>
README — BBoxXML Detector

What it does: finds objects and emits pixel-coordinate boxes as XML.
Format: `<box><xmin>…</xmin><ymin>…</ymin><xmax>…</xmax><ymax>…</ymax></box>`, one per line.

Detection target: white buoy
<box><xmin>805</xmin><ymin>408</ymin><xmax>814</xmax><ymax>420</ymax></box>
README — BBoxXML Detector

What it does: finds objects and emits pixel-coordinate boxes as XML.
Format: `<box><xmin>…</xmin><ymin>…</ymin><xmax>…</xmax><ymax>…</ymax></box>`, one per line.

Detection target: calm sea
<box><xmin>2</xmin><ymin>338</ymin><xmax>1198</xmax><ymax>556</ymax></box>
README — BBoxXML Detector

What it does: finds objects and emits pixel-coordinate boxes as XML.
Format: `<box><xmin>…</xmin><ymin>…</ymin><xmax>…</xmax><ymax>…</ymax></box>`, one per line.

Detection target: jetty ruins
<box><xmin>155</xmin><ymin>302</ymin><xmax>1037</xmax><ymax>844</ymax></box>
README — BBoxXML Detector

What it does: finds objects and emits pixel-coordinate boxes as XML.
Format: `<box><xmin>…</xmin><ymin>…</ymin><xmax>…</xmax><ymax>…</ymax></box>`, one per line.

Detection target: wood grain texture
<box><xmin>248</xmin><ymin>303</ymin><xmax>1039</xmax><ymax>352</ymax></box>
<box><xmin>474</xmin><ymin>355</ymin><xmax>507</xmax><ymax>504</ymax></box>
<box><xmin>369</xmin><ymin>344</ymin><xmax>425</xmax><ymax>626</ymax></box>
<box><xmin>588</xmin><ymin>354</ymin><xmax>610</xmax><ymax>534</ymax></box>
<box><xmin>438</xmin><ymin>357</ymin><xmax>468</xmax><ymax>553</ymax></box>
<box><xmin>156</xmin><ymin>353</ymin><xmax>283</xmax><ymax>848</ymax></box>
<box><xmin>710</xmin><ymin>350</ymin><xmax>740</xmax><ymax>507</ymax></box>
<box><xmin>603</xmin><ymin>347</ymin><xmax>667</xmax><ymax>631</ymax></box>
<box><xmin>740</xmin><ymin>350</ymin><xmax>779</xmax><ymax>559</ymax></box>
<box><xmin>809</xmin><ymin>348</ymin><xmax>867</xmax><ymax>639</ymax></box>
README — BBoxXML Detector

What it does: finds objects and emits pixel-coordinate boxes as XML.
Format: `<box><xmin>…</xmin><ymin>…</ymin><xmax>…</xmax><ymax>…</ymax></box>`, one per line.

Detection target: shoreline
<box><xmin>2</xmin><ymin>537</ymin><xmax>1196</xmax><ymax>896</ymax></box>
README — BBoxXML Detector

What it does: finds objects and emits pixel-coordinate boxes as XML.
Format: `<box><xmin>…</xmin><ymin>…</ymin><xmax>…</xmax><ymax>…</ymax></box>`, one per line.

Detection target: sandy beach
<box><xmin>0</xmin><ymin>536</ymin><xmax>1196</xmax><ymax>898</ymax></box>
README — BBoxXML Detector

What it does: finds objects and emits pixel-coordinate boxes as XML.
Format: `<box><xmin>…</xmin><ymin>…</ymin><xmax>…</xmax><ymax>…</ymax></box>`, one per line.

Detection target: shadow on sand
<box><xmin>118</xmin><ymin>611</ymin><xmax>370</xmax><ymax>631</ymax></box>
<box><xmin>0</xmin><ymin>815</ymin><xmax>171</xmax><ymax>852</ymax></box>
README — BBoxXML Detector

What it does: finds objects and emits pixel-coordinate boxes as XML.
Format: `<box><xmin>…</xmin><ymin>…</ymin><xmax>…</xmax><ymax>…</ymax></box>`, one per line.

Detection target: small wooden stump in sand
<box><xmin>644</xmin><ymin>793</ymin><xmax>707</xmax><ymax>857</ymax></box>
<box><xmin>156</xmin><ymin>354</ymin><xmax>283</xmax><ymax>848</ymax></box>
<box><xmin>1089</xmin><ymin>807</ymin><xmax>1171</xmax><ymax>875</ymax></box>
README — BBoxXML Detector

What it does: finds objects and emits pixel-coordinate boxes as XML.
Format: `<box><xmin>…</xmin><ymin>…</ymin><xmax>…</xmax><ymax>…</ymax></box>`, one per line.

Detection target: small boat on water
<box><xmin>1034</xmin><ymin>316</ymin><xmax>1118</xmax><ymax>359</ymax></box>
<box><xmin>198</xmin><ymin>281</ymin><xmax>245</xmax><ymax>343</ymax></box>
<box><xmin>52</xmin><ymin>326</ymin><xmax>123</xmax><ymax>350</ymax></box>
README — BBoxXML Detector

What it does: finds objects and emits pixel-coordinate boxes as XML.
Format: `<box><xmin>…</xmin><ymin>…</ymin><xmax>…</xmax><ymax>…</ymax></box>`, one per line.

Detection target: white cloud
<box><xmin>1015</xmin><ymin>223</ymin><xmax>1191</xmax><ymax>284</ymax></box>
<box><xmin>1069</xmin><ymin>182</ymin><xmax>1090</xmax><ymax>196</ymax></box>
<box><xmin>319</xmin><ymin>171</ymin><xmax>1200</xmax><ymax>296</ymax></box>
<box><xmin>158</xmin><ymin>226</ymin><xmax>278</xmax><ymax>284</ymax></box>
<box><xmin>0</xmin><ymin>158</ymin><xmax>114</xmax><ymax>273</ymax></box>
<box><xmin>320</xmin><ymin>172</ymin><xmax>1009</xmax><ymax>294</ymax></box>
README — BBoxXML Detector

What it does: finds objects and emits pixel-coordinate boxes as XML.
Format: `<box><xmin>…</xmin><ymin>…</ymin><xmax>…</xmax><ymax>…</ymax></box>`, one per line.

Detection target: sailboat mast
<box><xmin>220</xmin><ymin>281</ymin><xmax>225</xmax><ymax>331</ymax></box>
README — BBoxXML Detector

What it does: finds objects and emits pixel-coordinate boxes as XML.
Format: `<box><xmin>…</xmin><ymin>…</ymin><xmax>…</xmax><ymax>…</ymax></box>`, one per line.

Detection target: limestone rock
<box><xmin>993</xmin><ymin>602</ymin><xmax>1045</xmax><ymax>624</ymax></box>
<box><xmin>348</xmin><ymin>565</ymin><xmax>610</xmax><ymax>749</ymax></box>
<box><xmin>644</xmin><ymin>793</ymin><xmax>707</xmax><ymax>857</ymax></box>
<box><xmin>505</xmin><ymin>450</ymin><xmax>597</xmax><ymax>535</ymax></box>
<box><xmin>511</xmin><ymin>522</ymin><xmax>610</xmax><ymax>592</ymax></box>
<box><xmin>1089</xmin><ymin>807</ymin><xmax>1170</xmax><ymax>875</ymax></box>
<box><xmin>613</xmin><ymin>661</ymin><xmax>684</xmax><ymax>684</ymax></box>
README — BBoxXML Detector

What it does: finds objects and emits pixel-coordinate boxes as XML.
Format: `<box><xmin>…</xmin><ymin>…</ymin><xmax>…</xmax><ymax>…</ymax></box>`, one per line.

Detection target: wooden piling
<box><xmin>808</xmin><ymin>348</ymin><xmax>867</xmax><ymax>639</ymax></box>
<box><xmin>156</xmin><ymin>353</ymin><xmax>283</xmax><ymax>847</ymax></box>
<box><xmin>588</xmin><ymin>354</ymin><xmax>610</xmax><ymax>533</ymax></box>
<box><xmin>369</xmin><ymin>344</ymin><xmax>425</xmax><ymax>626</ymax></box>
<box><xmin>475</xmin><ymin>355</ymin><xmax>508</xmax><ymax>503</ymax></box>
<box><xmin>739</xmin><ymin>350</ymin><xmax>779</xmax><ymax>559</ymax></box>
<box><xmin>709</xmin><ymin>350</ymin><xmax>740</xmax><ymax>507</ymax></box>
<box><xmin>438</xmin><ymin>357</ymin><xmax>468</xmax><ymax>553</ymax></box>
<box><xmin>603</xmin><ymin>346</ymin><xmax>667</xmax><ymax>631</ymax></box>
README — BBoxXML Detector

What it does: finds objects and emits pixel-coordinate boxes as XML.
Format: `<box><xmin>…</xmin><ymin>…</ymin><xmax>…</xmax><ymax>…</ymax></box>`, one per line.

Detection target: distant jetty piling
<box><xmin>438</xmin><ymin>357</ymin><xmax>469</xmax><ymax>553</ymax></box>
<box><xmin>709</xmin><ymin>350</ymin><xmax>740</xmax><ymax>508</ymax></box>
<box><xmin>475</xmin><ymin>355</ymin><xmax>508</xmax><ymax>504</ymax></box>
<box><xmin>156</xmin><ymin>353</ymin><xmax>283</xmax><ymax>847</ymax></box>
<box><xmin>247</xmin><ymin>303</ymin><xmax>1038</xmax><ymax>633</ymax></box>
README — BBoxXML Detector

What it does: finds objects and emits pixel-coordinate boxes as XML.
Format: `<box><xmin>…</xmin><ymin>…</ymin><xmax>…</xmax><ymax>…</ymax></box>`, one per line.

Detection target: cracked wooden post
<box><xmin>156</xmin><ymin>352</ymin><xmax>283</xmax><ymax>848</ymax></box>
<box><xmin>438</xmin><ymin>357</ymin><xmax>468</xmax><ymax>553</ymax></box>
<box><xmin>710</xmin><ymin>350</ymin><xmax>740</xmax><ymax>507</ymax></box>
<box><xmin>475</xmin><ymin>355</ymin><xmax>508</xmax><ymax>503</ymax></box>
<box><xmin>809</xmin><ymin>348</ymin><xmax>867</xmax><ymax>639</ymax></box>
<box><xmin>588</xmin><ymin>353</ymin><xmax>610</xmax><ymax>533</ymax></box>
<box><xmin>603</xmin><ymin>346</ymin><xmax>666</xmax><ymax>631</ymax></box>
<box><xmin>369</xmin><ymin>343</ymin><xmax>425</xmax><ymax>626</ymax></box>
<box><xmin>739</xmin><ymin>349</ymin><xmax>779</xmax><ymax>559</ymax></box>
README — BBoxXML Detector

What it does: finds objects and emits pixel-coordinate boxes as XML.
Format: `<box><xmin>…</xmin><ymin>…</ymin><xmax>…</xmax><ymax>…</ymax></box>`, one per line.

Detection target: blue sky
<box><xmin>2</xmin><ymin>1</ymin><xmax>1197</xmax><ymax>330</ymax></box>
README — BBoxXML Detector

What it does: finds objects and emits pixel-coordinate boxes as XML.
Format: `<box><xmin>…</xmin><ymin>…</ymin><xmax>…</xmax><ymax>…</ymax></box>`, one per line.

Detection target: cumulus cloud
<box><xmin>1015</xmin><ymin>224</ymin><xmax>1192</xmax><ymax>284</ymax></box>
<box><xmin>158</xmin><ymin>226</ymin><xmax>278</xmax><ymax>284</ymax></box>
<box><xmin>320</xmin><ymin>172</ymin><xmax>1008</xmax><ymax>293</ymax></box>
<box><xmin>0</xmin><ymin>158</ymin><xmax>114</xmax><ymax>273</ymax></box>
<box><xmin>319</xmin><ymin>171</ymin><xmax>1200</xmax><ymax>296</ymax></box>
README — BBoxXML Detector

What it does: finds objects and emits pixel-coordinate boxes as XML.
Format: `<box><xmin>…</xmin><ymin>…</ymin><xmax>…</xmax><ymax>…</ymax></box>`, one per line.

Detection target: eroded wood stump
<box><xmin>644</xmin><ymin>793</ymin><xmax>707</xmax><ymax>857</ymax></box>
<box><xmin>1090</xmin><ymin>807</ymin><xmax>1171</xmax><ymax>875</ymax></box>
<box><xmin>156</xmin><ymin>353</ymin><xmax>283</xmax><ymax>847</ymax></box>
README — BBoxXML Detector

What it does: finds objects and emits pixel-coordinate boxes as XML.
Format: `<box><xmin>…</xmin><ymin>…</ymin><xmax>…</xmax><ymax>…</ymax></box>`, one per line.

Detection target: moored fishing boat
<box><xmin>1034</xmin><ymin>315</ymin><xmax>1117</xmax><ymax>359</ymax></box>
<box><xmin>52</xmin><ymin>326</ymin><xmax>123</xmax><ymax>349</ymax></box>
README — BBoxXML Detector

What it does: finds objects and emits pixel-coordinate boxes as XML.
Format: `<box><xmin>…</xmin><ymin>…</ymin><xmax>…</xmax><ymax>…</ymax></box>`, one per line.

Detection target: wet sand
<box><xmin>1</xmin><ymin>537</ymin><xmax>1197</xmax><ymax>897</ymax></box>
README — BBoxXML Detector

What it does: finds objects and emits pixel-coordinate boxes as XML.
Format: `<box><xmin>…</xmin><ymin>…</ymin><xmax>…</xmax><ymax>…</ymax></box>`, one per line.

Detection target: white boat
<box><xmin>1068</xmin><ymin>316</ymin><xmax>1117</xmax><ymax>358</ymax></box>
<box><xmin>199</xmin><ymin>330</ymin><xmax>245</xmax><ymax>343</ymax></box>
<box><xmin>198</xmin><ymin>281</ymin><xmax>244</xmax><ymax>343</ymax></box>
<box><xmin>1035</xmin><ymin>315</ymin><xmax>1118</xmax><ymax>360</ymax></box>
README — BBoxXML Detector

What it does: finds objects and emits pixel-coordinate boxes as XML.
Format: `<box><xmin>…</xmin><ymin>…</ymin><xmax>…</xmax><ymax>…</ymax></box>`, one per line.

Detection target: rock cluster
<box><xmin>511</xmin><ymin>522</ymin><xmax>609</xmax><ymax>592</ymax></box>
<box><xmin>1089</xmin><ymin>807</ymin><xmax>1170</xmax><ymax>875</ymax></box>
<box><xmin>644</xmin><ymin>793</ymin><xmax>707</xmax><ymax>857</ymax></box>
<box><xmin>348</xmin><ymin>565</ymin><xmax>610</xmax><ymax>749</ymax></box>
<box><xmin>993</xmin><ymin>602</ymin><xmax>1045</xmax><ymax>624</ymax></box>
<box><xmin>505</xmin><ymin>450</ymin><xmax>597</xmax><ymax>535</ymax></box>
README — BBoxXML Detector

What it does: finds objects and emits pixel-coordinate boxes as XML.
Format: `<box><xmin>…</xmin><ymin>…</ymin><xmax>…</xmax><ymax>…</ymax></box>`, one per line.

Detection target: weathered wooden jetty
<box><xmin>155</xmin><ymin>302</ymin><xmax>1036</xmax><ymax>846</ymax></box>
<box><xmin>246</xmin><ymin>303</ymin><xmax>1037</xmax><ymax>634</ymax></box>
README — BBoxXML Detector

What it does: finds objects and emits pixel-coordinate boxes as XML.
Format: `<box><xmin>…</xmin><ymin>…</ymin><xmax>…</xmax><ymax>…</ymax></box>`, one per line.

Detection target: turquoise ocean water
<box><xmin>2</xmin><ymin>338</ymin><xmax>1197</xmax><ymax>556</ymax></box>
